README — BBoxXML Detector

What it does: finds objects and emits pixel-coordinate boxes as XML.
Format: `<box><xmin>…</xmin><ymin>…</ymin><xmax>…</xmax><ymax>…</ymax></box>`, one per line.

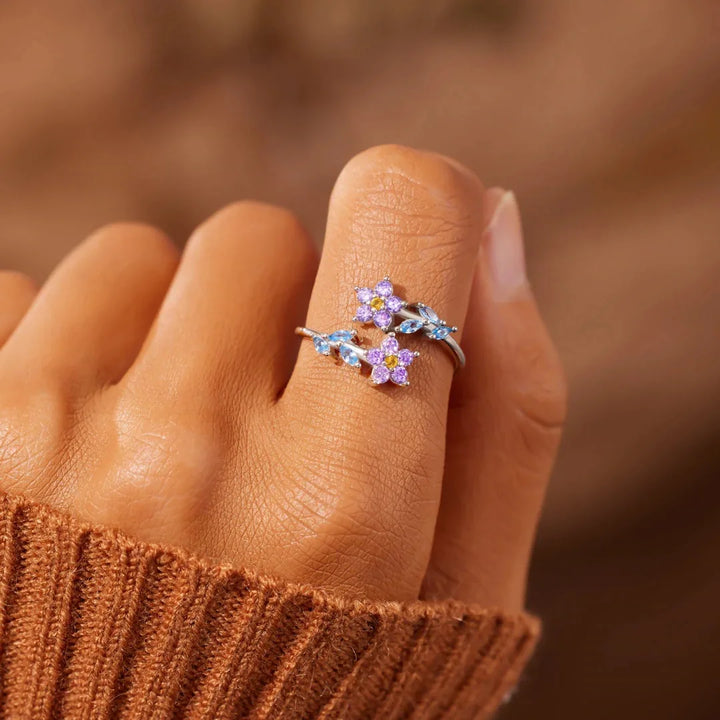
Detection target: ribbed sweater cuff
<box><xmin>0</xmin><ymin>492</ymin><xmax>539</xmax><ymax>719</ymax></box>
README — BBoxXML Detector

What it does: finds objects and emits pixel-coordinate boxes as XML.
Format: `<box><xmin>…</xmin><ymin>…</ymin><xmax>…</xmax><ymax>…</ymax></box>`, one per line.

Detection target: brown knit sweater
<box><xmin>0</xmin><ymin>492</ymin><xmax>539</xmax><ymax>719</ymax></box>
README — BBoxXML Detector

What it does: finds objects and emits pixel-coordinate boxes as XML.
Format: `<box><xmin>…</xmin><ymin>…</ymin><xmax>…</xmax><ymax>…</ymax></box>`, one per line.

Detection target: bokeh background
<box><xmin>1</xmin><ymin>1</ymin><xmax>719</xmax><ymax>717</ymax></box>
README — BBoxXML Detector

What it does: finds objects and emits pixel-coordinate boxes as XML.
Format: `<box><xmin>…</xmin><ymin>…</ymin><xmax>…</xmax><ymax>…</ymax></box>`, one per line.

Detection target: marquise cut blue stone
<box><xmin>328</xmin><ymin>330</ymin><xmax>354</xmax><ymax>343</ymax></box>
<box><xmin>339</xmin><ymin>345</ymin><xmax>361</xmax><ymax>367</ymax></box>
<box><xmin>313</xmin><ymin>336</ymin><xmax>331</xmax><ymax>355</ymax></box>
<box><xmin>397</xmin><ymin>319</ymin><xmax>423</xmax><ymax>334</ymax></box>
<box><xmin>418</xmin><ymin>305</ymin><xmax>440</xmax><ymax>324</ymax></box>
<box><xmin>429</xmin><ymin>325</ymin><xmax>453</xmax><ymax>341</ymax></box>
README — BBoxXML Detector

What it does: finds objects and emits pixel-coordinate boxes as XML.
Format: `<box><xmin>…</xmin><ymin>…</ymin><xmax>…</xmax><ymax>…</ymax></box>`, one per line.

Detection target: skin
<box><xmin>0</xmin><ymin>145</ymin><xmax>565</xmax><ymax>611</ymax></box>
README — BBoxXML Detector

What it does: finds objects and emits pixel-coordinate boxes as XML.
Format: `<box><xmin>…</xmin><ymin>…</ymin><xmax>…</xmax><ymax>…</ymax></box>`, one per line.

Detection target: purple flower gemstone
<box><xmin>391</xmin><ymin>367</ymin><xmax>408</xmax><ymax>385</ymax></box>
<box><xmin>371</xmin><ymin>365</ymin><xmax>391</xmax><ymax>384</ymax></box>
<box><xmin>375</xmin><ymin>279</ymin><xmax>393</xmax><ymax>297</ymax></box>
<box><xmin>366</xmin><ymin>347</ymin><xmax>385</xmax><ymax>365</ymax></box>
<box><xmin>381</xmin><ymin>336</ymin><xmax>399</xmax><ymax>355</ymax></box>
<box><xmin>365</xmin><ymin>335</ymin><xmax>413</xmax><ymax>387</ymax></box>
<box><xmin>355</xmin><ymin>304</ymin><xmax>373</xmax><ymax>322</ymax></box>
<box><xmin>386</xmin><ymin>295</ymin><xmax>403</xmax><ymax>313</ymax></box>
<box><xmin>373</xmin><ymin>310</ymin><xmax>392</xmax><ymax>329</ymax></box>
<box><xmin>356</xmin><ymin>287</ymin><xmax>374</xmax><ymax>304</ymax></box>
<box><xmin>398</xmin><ymin>349</ymin><xmax>415</xmax><ymax>366</ymax></box>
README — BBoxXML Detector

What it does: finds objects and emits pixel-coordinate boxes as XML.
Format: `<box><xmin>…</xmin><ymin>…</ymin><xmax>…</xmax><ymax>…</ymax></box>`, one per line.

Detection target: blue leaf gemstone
<box><xmin>418</xmin><ymin>305</ymin><xmax>440</xmax><ymax>324</ymax></box>
<box><xmin>328</xmin><ymin>330</ymin><xmax>355</xmax><ymax>343</ymax></box>
<box><xmin>397</xmin><ymin>319</ymin><xmax>424</xmax><ymax>334</ymax></box>
<box><xmin>429</xmin><ymin>325</ymin><xmax>454</xmax><ymax>341</ymax></box>
<box><xmin>313</xmin><ymin>336</ymin><xmax>331</xmax><ymax>355</ymax></box>
<box><xmin>339</xmin><ymin>344</ymin><xmax>361</xmax><ymax>367</ymax></box>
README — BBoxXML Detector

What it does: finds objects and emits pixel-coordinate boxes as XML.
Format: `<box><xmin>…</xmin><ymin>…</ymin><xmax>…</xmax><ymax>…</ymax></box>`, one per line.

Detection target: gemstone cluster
<box><xmin>312</xmin><ymin>329</ymin><xmax>362</xmax><ymax>368</ymax></box>
<box><xmin>354</xmin><ymin>278</ymin><xmax>405</xmax><ymax>330</ymax></box>
<box><xmin>305</xmin><ymin>276</ymin><xmax>462</xmax><ymax>387</ymax></box>
<box><xmin>310</xmin><ymin>329</ymin><xmax>416</xmax><ymax>386</ymax></box>
<box><xmin>396</xmin><ymin>302</ymin><xmax>456</xmax><ymax>340</ymax></box>
<box><xmin>367</xmin><ymin>335</ymin><xmax>416</xmax><ymax>386</ymax></box>
<box><xmin>354</xmin><ymin>277</ymin><xmax>457</xmax><ymax>342</ymax></box>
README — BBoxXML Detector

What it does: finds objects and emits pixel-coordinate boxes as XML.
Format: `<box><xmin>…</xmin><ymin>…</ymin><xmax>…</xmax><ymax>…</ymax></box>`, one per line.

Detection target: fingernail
<box><xmin>484</xmin><ymin>191</ymin><xmax>530</xmax><ymax>302</ymax></box>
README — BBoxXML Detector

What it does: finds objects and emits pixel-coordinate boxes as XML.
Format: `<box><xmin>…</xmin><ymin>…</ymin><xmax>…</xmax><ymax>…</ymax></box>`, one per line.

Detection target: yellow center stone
<box><xmin>385</xmin><ymin>355</ymin><xmax>399</xmax><ymax>369</ymax></box>
<box><xmin>370</xmin><ymin>297</ymin><xmax>385</xmax><ymax>311</ymax></box>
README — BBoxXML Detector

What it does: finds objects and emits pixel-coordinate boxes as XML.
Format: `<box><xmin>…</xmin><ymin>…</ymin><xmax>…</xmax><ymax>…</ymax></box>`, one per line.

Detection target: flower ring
<box><xmin>353</xmin><ymin>277</ymin><xmax>465</xmax><ymax>368</ymax></box>
<box><xmin>366</xmin><ymin>334</ymin><xmax>417</xmax><ymax>386</ymax></box>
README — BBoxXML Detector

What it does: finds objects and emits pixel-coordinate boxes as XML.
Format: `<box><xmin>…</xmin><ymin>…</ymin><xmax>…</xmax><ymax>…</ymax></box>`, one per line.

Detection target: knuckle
<box><xmin>87</xmin><ymin>221</ymin><xmax>175</xmax><ymax>257</ymax></box>
<box><xmin>83</xmin><ymin>223</ymin><xmax>179</xmax><ymax>278</ymax></box>
<box><xmin>200</xmin><ymin>200</ymin><xmax>294</xmax><ymax>229</ymax></box>
<box><xmin>333</xmin><ymin>144</ymin><xmax>482</xmax><ymax>251</ymax></box>
<box><xmin>99</xmin><ymin>408</ymin><xmax>221</xmax><ymax>529</ymax></box>
<box><xmin>514</xmin><ymin>346</ymin><xmax>568</xmax><ymax>430</ymax></box>
<box><xmin>503</xmin><ymin>313</ymin><xmax>568</xmax><ymax>444</ymax></box>
<box><xmin>510</xmin><ymin>356</ymin><xmax>567</xmax><ymax>464</ymax></box>
<box><xmin>189</xmin><ymin>200</ymin><xmax>316</xmax><ymax>269</ymax></box>
<box><xmin>341</xmin><ymin>144</ymin><xmax>479</xmax><ymax>195</ymax></box>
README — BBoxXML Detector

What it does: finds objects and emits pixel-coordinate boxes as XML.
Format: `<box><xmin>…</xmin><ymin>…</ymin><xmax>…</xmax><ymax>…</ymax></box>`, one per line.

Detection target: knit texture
<box><xmin>0</xmin><ymin>492</ymin><xmax>539</xmax><ymax>719</ymax></box>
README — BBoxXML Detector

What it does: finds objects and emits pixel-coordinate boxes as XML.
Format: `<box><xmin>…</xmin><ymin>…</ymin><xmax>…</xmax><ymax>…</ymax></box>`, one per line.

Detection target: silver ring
<box><xmin>296</xmin><ymin>328</ymin><xmax>419</xmax><ymax>387</ymax></box>
<box><xmin>352</xmin><ymin>277</ymin><xmax>465</xmax><ymax>368</ymax></box>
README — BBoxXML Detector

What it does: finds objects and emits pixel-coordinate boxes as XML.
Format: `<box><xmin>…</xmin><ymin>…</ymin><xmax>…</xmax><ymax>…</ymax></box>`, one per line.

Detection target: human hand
<box><xmin>0</xmin><ymin>145</ymin><xmax>565</xmax><ymax>610</ymax></box>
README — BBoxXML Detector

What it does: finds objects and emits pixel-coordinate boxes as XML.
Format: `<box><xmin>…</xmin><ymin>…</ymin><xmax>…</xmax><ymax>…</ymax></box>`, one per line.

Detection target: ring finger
<box><xmin>281</xmin><ymin>145</ymin><xmax>487</xmax><ymax>597</ymax></box>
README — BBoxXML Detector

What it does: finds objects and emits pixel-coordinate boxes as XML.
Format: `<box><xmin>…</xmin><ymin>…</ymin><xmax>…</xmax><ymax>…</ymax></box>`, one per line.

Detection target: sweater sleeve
<box><xmin>0</xmin><ymin>492</ymin><xmax>539</xmax><ymax>719</ymax></box>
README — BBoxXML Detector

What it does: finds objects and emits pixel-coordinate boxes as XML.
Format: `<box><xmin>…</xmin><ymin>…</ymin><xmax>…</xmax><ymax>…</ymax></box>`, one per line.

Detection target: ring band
<box><xmin>353</xmin><ymin>277</ymin><xmax>465</xmax><ymax>368</ymax></box>
<box><xmin>296</xmin><ymin>328</ymin><xmax>418</xmax><ymax>387</ymax></box>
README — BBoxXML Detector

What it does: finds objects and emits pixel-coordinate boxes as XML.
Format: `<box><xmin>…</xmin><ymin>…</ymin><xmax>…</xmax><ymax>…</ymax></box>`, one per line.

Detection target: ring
<box><xmin>353</xmin><ymin>277</ymin><xmax>465</xmax><ymax>368</ymax></box>
<box><xmin>296</xmin><ymin>328</ymin><xmax>418</xmax><ymax>387</ymax></box>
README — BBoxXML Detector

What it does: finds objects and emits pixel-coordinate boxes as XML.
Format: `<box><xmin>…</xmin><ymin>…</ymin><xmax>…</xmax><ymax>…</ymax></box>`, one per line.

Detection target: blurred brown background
<box><xmin>1</xmin><ymin>1</ymin><xmax>719</xmax><ymax>717</ymax></box>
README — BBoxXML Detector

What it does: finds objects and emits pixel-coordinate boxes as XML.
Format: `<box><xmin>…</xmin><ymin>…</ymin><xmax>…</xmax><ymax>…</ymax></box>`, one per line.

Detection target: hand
<box><xmin>0</xmin><ymin>145</ymin><xmax>565</xmax><ymax>609</ymax></box>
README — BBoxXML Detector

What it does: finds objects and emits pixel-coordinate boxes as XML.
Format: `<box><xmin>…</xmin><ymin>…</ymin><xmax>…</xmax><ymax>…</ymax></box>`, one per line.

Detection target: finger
<box><xmin>0</xmin><ymin>271</ymin><xmax>37</xmax><ymax>347</ymax></box>
<box><xmin>281</xmin><ymin>145</ymin><xmax>486</xmax><ymax>599</ymax></box>
<box><xmin>125</xmin><ymin>201</ymin><xmax>317</xmax><ymax>410</ymax></box>
<box><xmin>91</xmin><ymin>202</ymin><xmax>316</xmax><ymax>552</ymax></box>
<box><xmin>423</xmin><ymin>190</ymin><xmax>567</xmax><ymax>610</ymax></box>
<box><xmin>0</xmin><ymin>224</ymin><xmax>179</xmax><ymax>395</ymax></box>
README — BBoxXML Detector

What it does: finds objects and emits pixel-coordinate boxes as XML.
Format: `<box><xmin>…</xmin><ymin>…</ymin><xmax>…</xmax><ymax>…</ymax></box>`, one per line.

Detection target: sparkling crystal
<box><xmin>397</xmin><ymin>319</ymin><xmax>423</xmax><ymax>334</ymax></box>
<box><xmin>429</xmin><ymin>325</ymin><xmax>453</xmax><ymax>340</ymax></box>
<box><xmin>381</xmin><ymin>336</ymin><xmax>399</xmax><ymax>355</ymax></box>
<box><xmin>370</xmin><ymin>296</ymin><xmax>385</xmax><ymax>311</ymax></box>
<box><xmin>371</xmin><ymin>365</ymin><xmax>390</xmax><ymax>384</ymax></box>
<box><xmin>398</xmin><ymin>349</ymin><xmax>416</xmax><ymax>366</ymax></box>
<box><xmin>373</xmin><ymin>310</ymin><xmax>392</xmax><ymax>329</ymax></box>
<box><xmin>313</xmin><ymin>336</ymin><xmax>331</xmax><ymax>355</ymax></box>
<box><xmin>374</xmin><ymin>279</ymin><xmax>393</xmax><ymax>297</ymax></box>
<box><xmin>386</xmin><ymin>295</ymin><xmax>403</xmax><ymax>313</ymax></box>
<box><xmin>339</xmin><ymin>344</ymin><xmax>361</xmax><ymax>367</ymax></box>
<box><xmin>356</xmin><ymin>287</ymin><xmax>373</xmax><ymax>303</ymax></box>
<box><xmin>384</xmin><ymin>355</ymin><xmax>399</xmax><ymax>369</ymax></box>
<box><xmin>366</xmin><ymin>348</ymin><xmax>384</xmax><ymax>365</ymax></box>
<box><xmin>355</xmin><ymin>304</ymin><xmax>373</xmax><ymax>323</ymax></box>
<box><xmin>329</xmin><ymin>330</ymin><xmax>355</xmax><ymax>343</ymax></box>
<box><xmin>418</xmin><ymin>305</ymin><xmax>440</xmax><ymax>323</ymax></box>
<box><xmin>391</xmin><ymin>367</ymin><xmax>408</xmax><ymax>385</ymax></box>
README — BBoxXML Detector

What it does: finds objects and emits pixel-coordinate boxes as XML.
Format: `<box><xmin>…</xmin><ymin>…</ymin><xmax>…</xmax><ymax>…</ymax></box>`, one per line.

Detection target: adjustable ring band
<box><xmin>352</xmin><ymin>277</ymin><xmax>466</xmax><ymax>369</ymax></box>
<box><xmin>296</xmin><ymin>327</ymin><xmax>418</xmax><ymax>387</ymax></box>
